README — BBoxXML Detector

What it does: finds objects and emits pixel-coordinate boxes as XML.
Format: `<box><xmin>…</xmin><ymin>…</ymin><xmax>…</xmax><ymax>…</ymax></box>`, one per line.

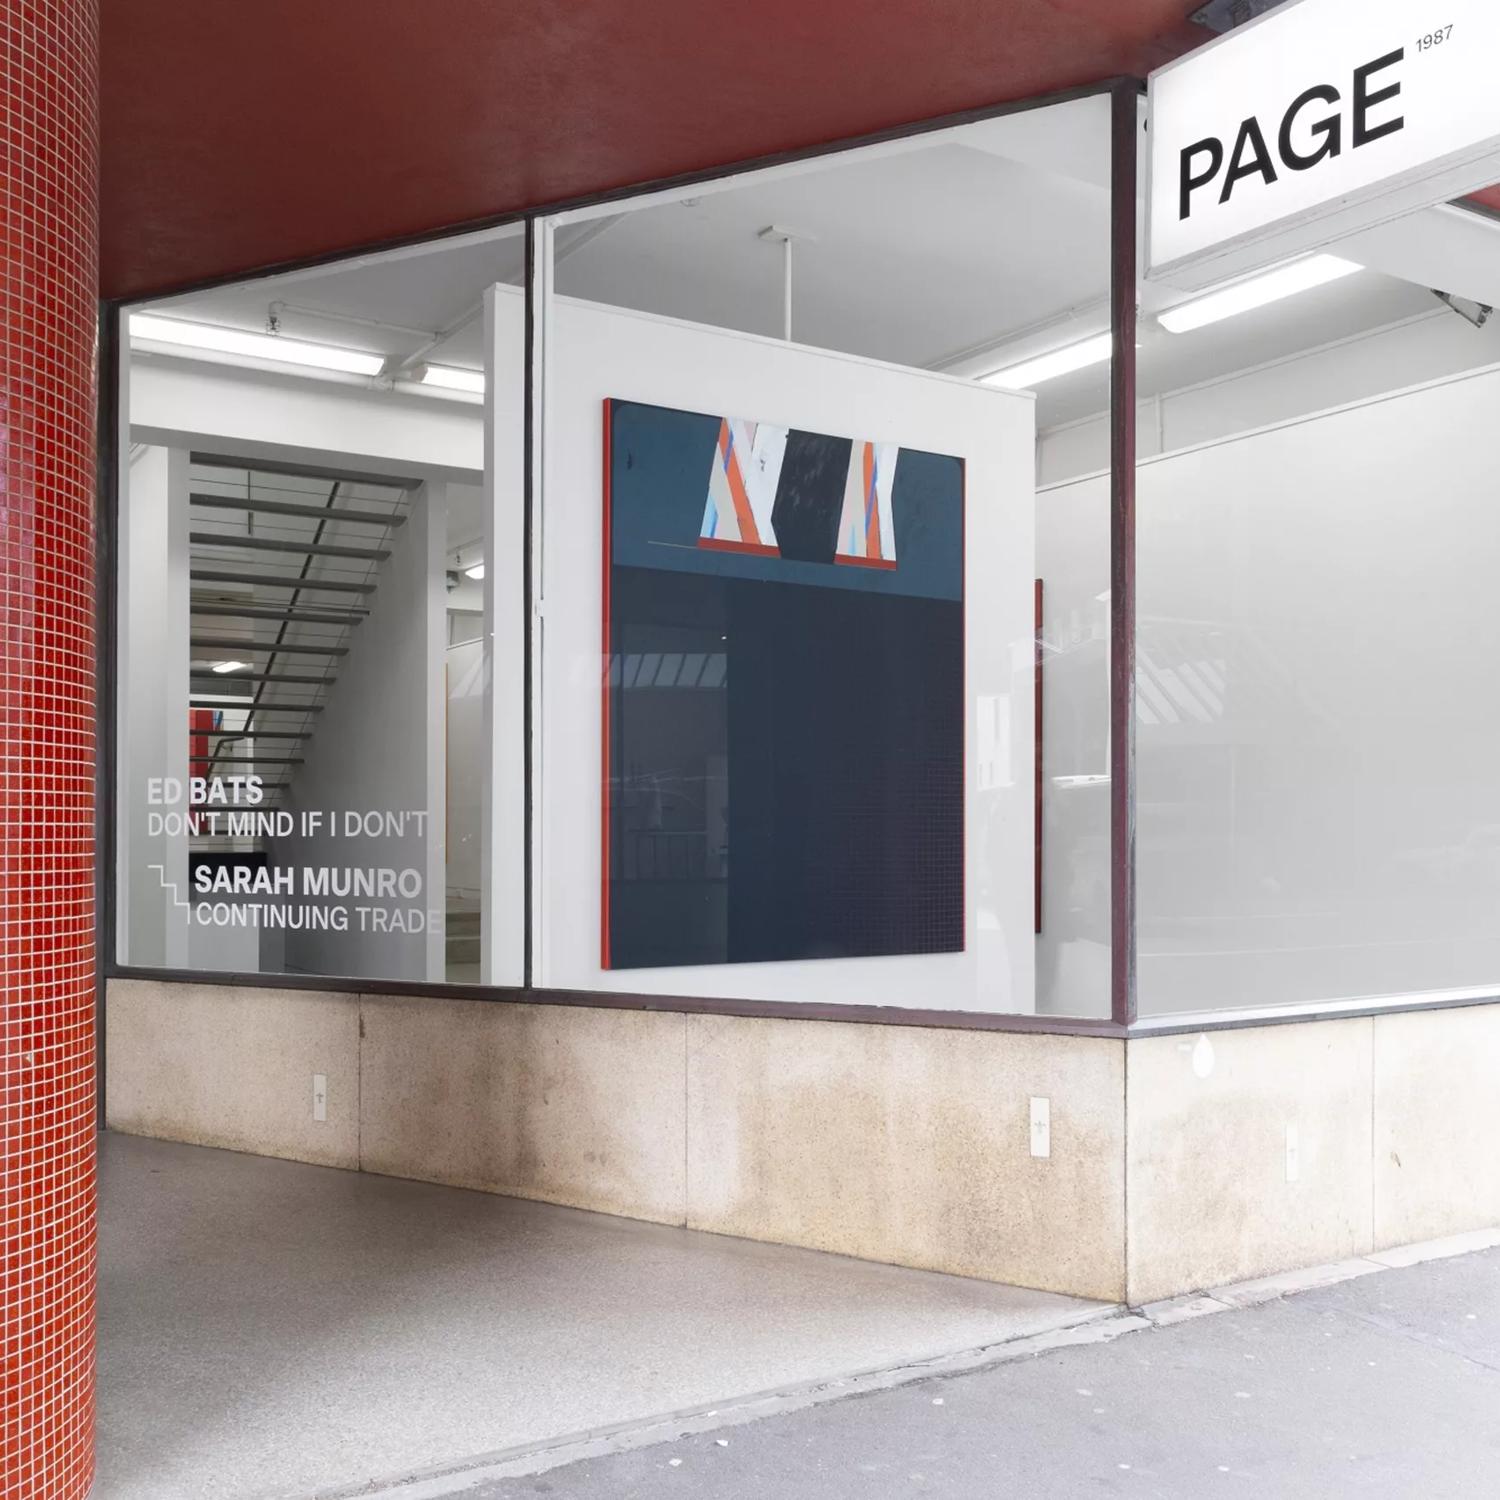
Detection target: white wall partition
<box><xmin>117</xmin><ymin>444</ymin><xmax>191</xmax><ymax>967</ymax></box>
<box><xmin>445</xmin><ymin>635</ymin><xmax>485</xmax><ymax>909</ymax></box>
<box><xmin>1043</xmin><ymin>361</ymin><xmax>1500</xmax><ymax>1015</ymax></box>
<box><xmin>536</xmin><ymin>297</ymin><xmax>1037</xmax><ymax>1012</ymax></box>
<box><xmin>274</xmin><ymin>484</ymin><xmax>448</xmax><ymax>982</ymax></box>
<box><xmin>1035</xmin><ymin>466</ymin><xmax>1110</xmax><ymax>1017</ymax></box>
<box><xmin>480</xmin><ymin>284</ymin><xmax>527</xmax><ymax>986</ymax></box>
<box><xmin>1039</xmin><ymin>309</ymin><xmax>1500</xmax><ymax>486</ymax></box>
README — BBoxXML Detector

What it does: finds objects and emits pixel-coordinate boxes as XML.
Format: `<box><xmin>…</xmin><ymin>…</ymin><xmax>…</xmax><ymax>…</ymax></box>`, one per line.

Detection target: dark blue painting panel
<box><xmin>604</xmin><ymin>398</ymin><xmax>966</xmax><ymax>971</ymax></box>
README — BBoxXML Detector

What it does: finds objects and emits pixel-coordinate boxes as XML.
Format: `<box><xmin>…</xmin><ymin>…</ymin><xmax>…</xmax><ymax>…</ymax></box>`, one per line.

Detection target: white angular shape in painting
<box><xmin>836</xmin><ymin>439</ymin><xmax>899</xmax><ymax>569</ymax></box>
<box><xmin>699</xmin><ymin>417</ymin><xmax>785</xmax><ymax>555</ymax></box>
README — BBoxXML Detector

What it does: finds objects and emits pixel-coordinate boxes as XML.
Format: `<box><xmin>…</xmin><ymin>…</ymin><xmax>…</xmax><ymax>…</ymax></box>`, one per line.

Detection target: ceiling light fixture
<box><xmin>421</xmin><ymin>363</ymin><xmax>486</xmax><ymax>394</ymax></box>
<box><xmin>210</xmin><ymin>660</ymin><xmax>247</xmax><ymax>675</ymax></box>
<box><xmin>980</xmin><ymin>332</ymin><xmax>1115</xmax><ymax>390</ymax></box>
<box><xmin>1157</xmin><ymin>254</ymin><xmax>1362</xmax><ymax>334</ymax></box>
<box><xmin>129</xmin><ymin>314</ymin><xmax>385</xmax><ymax>376</ymax></box>
<box><xmin>464</xmin><ymin>563</ymin><xmax>485</xmax><ymax>581</ymax></box>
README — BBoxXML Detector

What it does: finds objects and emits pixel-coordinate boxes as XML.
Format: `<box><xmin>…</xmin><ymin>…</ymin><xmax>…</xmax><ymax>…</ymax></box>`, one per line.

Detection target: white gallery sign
<box><xmin>1147</xmin><ymin>0</ymin><xmax>1500</xmax><ymax>287</ymax></box>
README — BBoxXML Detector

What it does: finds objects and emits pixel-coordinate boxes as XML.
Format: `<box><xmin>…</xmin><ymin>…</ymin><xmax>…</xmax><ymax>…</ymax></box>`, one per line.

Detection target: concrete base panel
<box><xmin>106</xmin><ymin>978</ymin><xmax>360</xmax><ymax>1167</ymax></box>
<box><xmin>104</xmin><ymin>981</ymin><xmax>1500</xmax><ymax>1306</ymax></box>
<box><xmin>357</xmin><ymin>994</ymin><xmax>688</xmax><ymax>1223</ymax></box>
<box><xmin>1373</xmin><ymin>1005</ymin><xmax>1500</xmax><ymax>1248</ymax></box>
<box><xmin>687</xmin><ymin>1015</ymin><xmax>1125</xmax><ymax>1301</ymax></box>
<box><xmin>105</xmin><ymin>980</ymin><xmax>1127</xmax><ymax>1298</ymax></box>
<box><xmin>1125</xmin><ymin>1019</ymin><xmax>1375</xmax><ymax>1306</ymax></box>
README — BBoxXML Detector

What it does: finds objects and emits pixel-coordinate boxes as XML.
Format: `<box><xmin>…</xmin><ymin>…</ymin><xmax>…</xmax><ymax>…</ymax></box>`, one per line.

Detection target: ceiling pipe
<box><xmin>758</xmin><ymin>225</ymin><xmax>816</xmax><ymax>341</ymax></box>
<box><xmin>552</xmin><ymin>213</ymin><xmax>627</xmax><ymax>269</ymax></box>
<box><xmin>386</xmin><ymin>298</ymin><xmax>484</xmax><ymax>377</ymax></box>
<box><xmin>267</xmin><ymin>300</ymin><xmax>438</xmax><ymax>341</ymax></box>
<box><xmin>387</xmin><ymin>213</ymin><xmax>626</xmax><ymax>378</ymax></box>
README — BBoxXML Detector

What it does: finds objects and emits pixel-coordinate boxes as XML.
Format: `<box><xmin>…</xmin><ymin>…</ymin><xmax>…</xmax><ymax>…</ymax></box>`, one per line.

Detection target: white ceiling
<box><xmin>147</xmin><ymin>98</ymin><xmax>1492</xmax><ymax>439</ymax></box>
<box><xmin>553</xmin><ymin>139</ymin><xmax>1113</xmax><ymax>372</ymax></box>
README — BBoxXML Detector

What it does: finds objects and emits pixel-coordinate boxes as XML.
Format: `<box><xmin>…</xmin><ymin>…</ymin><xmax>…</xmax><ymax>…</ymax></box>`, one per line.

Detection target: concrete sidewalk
<box><xmin>96</xmin><ymin>1133</ymin><xmax>1110</xmax><ymax>1499</ymax></box>
<box><xmin>454</xmin><ymin>1246</ymin><xmax>1500</xmax><ymax>1499</ymax></box>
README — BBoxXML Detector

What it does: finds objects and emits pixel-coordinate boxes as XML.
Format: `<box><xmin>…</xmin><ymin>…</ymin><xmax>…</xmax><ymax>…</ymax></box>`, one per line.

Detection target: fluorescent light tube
<box><xmin>210</xmin><ymin>660</ymin><xmax>247</xmax><ymax>675</ymax></box>
<box><xmin>981</xmin><ymin>332</ymin><xmax>1114</xmax><ymax>389</ymax></box>
<box><xmin>129</xmin><ymin>314</ymin><xmax>385</xmax><ymax>376</ymax></box>
<box><xmin>422</xmin><ymin>364</ymin><xmax>486</xmax><ymax>394</ymax></box>
<box><xmin>464</xmin><ymin>563</ymin><xmax>485</xmax><ymax>580</ymax></box>
<box><xmin>1157</xmin><ymin>255</ymin><xmax>1361</xmax><ymax>334</ymax></box>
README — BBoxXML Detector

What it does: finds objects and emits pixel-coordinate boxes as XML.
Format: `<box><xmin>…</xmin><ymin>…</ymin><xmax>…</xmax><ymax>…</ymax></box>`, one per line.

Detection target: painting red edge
<box><xmin>601</xmin><ymin>397</ymin><xmax>614</xmax><ymax>970</ymax></box>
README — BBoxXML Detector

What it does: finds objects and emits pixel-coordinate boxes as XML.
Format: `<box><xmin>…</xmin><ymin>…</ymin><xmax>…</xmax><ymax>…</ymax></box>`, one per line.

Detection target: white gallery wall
<box><xmin>445</xmin><ymin>636</ymin><xmax>485</xmax><ymax>908</ymax></box>
<box><xmin>533</xmin><ymin>296</ymin><xmax>1038</xmax><ymax>1012</ymax></box>
<box><xmin>1040</xmin><ymin>306</ymin><xmax>1500</xmax><ymax>485</ymax></box>
<box><xmin>1041</xmin><ymin>360</ymin><xmax>1500</xmax><ymax>1015</ymax></box>
<box><xmin>1034</xmin><ymin>464</ymin><xmax>1110</xmax><ymax>1018</ymax></box>
<box><xmin>478</xmin><ymin>285</ymin><xmax>527</xmax><ymax>986</ymax></box>
<box><xmin>273</xmin><ymin>484</ymin><xmax>448</xmax><ymax>982</ymax></box>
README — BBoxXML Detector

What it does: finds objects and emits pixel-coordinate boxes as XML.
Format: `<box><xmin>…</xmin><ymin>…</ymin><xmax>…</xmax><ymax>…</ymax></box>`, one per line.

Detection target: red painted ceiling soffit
<box><xmin>100</xmin><ymin>0</ymin><xmax>1206</xmax><ymax>300</ymax></box>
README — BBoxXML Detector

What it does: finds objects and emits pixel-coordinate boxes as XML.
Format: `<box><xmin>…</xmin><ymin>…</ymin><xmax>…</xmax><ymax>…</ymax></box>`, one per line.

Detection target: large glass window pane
<box><xmin>1131</xmin><ymin>155</ymin><xmax>1500</xmax><ymax>1014</ymax></box>
<box><xmin>115</xmin><ymin>223</ymin><xmax>525</xmax><ymax>984</ymax></box>
<box><xmin>536</xmin><ymin>95</ymin><xmax>1116</xmax><ymax>1015</ymax></box>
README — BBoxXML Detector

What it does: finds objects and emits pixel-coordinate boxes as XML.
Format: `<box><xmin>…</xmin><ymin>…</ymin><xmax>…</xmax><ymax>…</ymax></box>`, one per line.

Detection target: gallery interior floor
<box><xmin>96</xmin><ymin>1133</ymin><xmax>1111</xmax><ymax>1499</ymax></box>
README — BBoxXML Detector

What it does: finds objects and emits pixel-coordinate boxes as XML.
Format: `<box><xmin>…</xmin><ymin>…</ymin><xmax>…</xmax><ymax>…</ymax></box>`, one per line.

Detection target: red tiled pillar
<box><xmin>1</xmin><ymin>3</ymin><xmax>100</xmax><ymax>1497</ymax></box>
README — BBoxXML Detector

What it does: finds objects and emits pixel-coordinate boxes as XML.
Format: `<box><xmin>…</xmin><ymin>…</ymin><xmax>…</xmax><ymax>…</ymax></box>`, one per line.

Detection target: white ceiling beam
<box><xmin>1338</xmin><ymin>203</ymin><xmax>1500</xmax><ymax>312</ymax></box>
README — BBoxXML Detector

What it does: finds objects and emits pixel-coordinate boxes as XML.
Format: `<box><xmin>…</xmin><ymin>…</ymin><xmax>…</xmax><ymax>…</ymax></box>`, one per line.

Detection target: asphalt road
<box><xmin>464</xmin><ymin>1248</ymin><xmax>1500</xmax><ymax>1499</ymax></box>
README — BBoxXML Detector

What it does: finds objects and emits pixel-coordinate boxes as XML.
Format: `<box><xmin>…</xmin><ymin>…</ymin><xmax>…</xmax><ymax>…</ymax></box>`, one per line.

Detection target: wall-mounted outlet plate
<box><xmin>1030</xmin><ymin>1096</ymin><xmax>1051</xmax><ymax>1159</ymax></box>
<box><xmin>313</xmin><ymin>1073</ymin><xmax>328</xmax><ymax>1123</ymax></box>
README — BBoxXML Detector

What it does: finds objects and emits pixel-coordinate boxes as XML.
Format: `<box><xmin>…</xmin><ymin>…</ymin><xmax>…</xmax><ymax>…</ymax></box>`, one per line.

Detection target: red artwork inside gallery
<box><xmin>188</xmin><ymin>708</ymin><xmax>220</xmax><ymax>786</ymax></box>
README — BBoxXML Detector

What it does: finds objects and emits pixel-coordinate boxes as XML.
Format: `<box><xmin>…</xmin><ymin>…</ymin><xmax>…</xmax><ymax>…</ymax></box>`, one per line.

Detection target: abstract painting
<box><xmin>603</xmin><ymin>398</ymin><xmax>965</xmax><ymax>970</ymax></box>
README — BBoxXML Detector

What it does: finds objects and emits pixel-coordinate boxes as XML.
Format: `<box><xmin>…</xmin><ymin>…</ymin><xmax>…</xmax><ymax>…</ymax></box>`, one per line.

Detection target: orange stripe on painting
<box><xmin>862</xmin><ymin>442</ymin><xmax>880</xmax><ymax>559</ymax></box>
<box><xmin>719</xmin><ymin>419</ymin><xmax>760</xmax><ymax>544</ymax></box>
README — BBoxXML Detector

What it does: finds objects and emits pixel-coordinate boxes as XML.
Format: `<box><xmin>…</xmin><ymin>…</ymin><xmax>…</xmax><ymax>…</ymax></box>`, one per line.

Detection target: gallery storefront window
<box><xmin>109</xmin><ymin>87</ymin><xmax>1126</xmax><ymax>1019</ymax></box>
<box><xmin>114</xmin><ymin>226</ymin><xmax>526</xmax><ymax>985</ymax></box>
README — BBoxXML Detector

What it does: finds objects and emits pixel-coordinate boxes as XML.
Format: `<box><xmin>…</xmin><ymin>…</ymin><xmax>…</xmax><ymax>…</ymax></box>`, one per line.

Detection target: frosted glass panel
<box><xmin>1126</xmin><ymin>366</ymin><xmax>1500</xmax><ymax>1013</ymax></box>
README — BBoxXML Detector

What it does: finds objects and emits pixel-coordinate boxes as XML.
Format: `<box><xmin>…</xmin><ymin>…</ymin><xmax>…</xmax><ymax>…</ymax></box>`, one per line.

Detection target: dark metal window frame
<box><xmin>109</xmin><ymin>73</ymin><xmax>1421</xmax><ymax>1045</ymax></box>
